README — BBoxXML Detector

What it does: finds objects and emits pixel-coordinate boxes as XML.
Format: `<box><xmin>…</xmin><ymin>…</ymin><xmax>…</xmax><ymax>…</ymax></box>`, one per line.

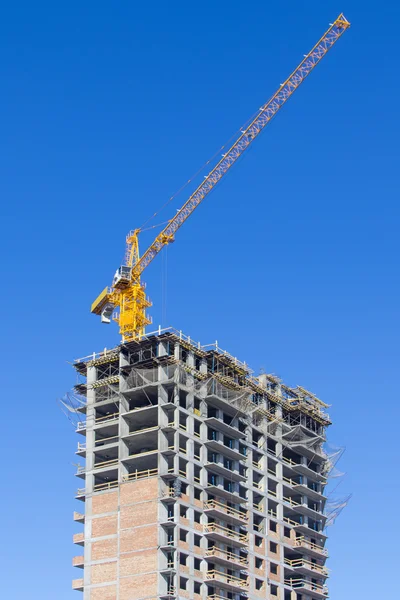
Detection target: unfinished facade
<box><xmin>72</xmin><ymin>328</ymin><xmax>331</xmax><ymax>600</ymax></box>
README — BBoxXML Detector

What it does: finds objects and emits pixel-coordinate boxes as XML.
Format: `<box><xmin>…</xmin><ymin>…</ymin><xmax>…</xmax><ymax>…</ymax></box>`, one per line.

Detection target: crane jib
<box><xmin>132</xmin><ymin>14</ymin><xmax>349</xmax><ymax>280</ymax></box>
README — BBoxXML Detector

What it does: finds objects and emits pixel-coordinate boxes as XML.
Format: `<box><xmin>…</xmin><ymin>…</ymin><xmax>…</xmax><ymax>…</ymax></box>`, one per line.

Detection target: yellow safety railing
<box><xmin>282</xmin><ymin>456</ymin><xmax>298</xmax><ymax>467</ymax></box>
<box><xmin>206</xmin><ymin>570</ymin><xmax>248</xmax><ymax>588</ymax></box>
<box><xmin>95</xmin><ymin>411</ymin><xmax>119</xmax><ymax>423</ymax></box>
<box><xmin>94</xmin><ymin>434</ymin><xmax>119</xmax><ymax>447</ymax></box>
<box><xmin>204</xmin><ymin>523</ymin><xmax>248</xmax><ymax>542</ymax></box>
<box><xmin>204</xmin><ymin>500</ymin><xmax>248</xmax><ymax>521</ymax></box>
<box><xmin>93</xmin><ymin>480</ymin><xmax>119</xmax><ymax>492</ymax></box>
<box><xmin>283</xmin><ymin>474</ymin><xmax>299</xmax><ymax>486</ymax></box>
<box><xmin>283</xmin><ymin>516</ymin><xmax>300</xmax><ymax>527</ymax></box>
<box><xmin>283</xmin><ymin>495</ymin><xmax>301</xmax><ymax>507</ymax></box>
<box><xmin>128</xmin><ymin>425</ymin><xmax>158</xmax><ymax>435</ymax></box>
<box><xmin>284</xmin><ymin>578</ymin><xmax>328</xmax><ymax>594</ymax></box>
<box><xmin>123</xmin><ymin>468</ymin><xmax>158</xmax><ymax>482</ymax></box>
<box><xmin>205</xmin><ymin>546</ymin><xmax>248</xmax><ymax>566</ymax></box>
<box><xmin>94</xmin><ymin>458</ymin><xmax>119</xmax><ymax>469</ymax></box>
<box><xmin>294</xmin><ymin>537</ymin><xmax>328</xmax><ymax>556</ymax></box>
<box><xmin>285</xmin><ymin>558</ymin><xmax>328</xmax><ymax>575</ymax></box>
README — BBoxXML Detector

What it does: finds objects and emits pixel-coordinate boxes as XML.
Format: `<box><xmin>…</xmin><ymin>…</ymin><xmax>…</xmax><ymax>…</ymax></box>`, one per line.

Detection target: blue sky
<box><xmin>1</xmin><ymin>1</ymin><xmax>399</xmax><ymax>598</ymax></box>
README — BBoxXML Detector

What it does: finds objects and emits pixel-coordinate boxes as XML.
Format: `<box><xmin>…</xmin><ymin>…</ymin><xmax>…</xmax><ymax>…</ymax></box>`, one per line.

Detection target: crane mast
<box><xmin>91</xmin><ymin>13</ymin><xmax>350</xmax><ymax>342</ymax></box>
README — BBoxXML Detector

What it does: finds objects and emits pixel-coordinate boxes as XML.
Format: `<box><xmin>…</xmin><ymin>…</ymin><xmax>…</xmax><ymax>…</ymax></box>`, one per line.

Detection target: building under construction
<box><xmin>69</xmin><ymin>13</ymin><xmax>349</xmax><ymax>600</ymax></box>
<box><xmin>72</xmin><ymin>328</ymin><xmax>331</xmax><ymax>600</ymax></box>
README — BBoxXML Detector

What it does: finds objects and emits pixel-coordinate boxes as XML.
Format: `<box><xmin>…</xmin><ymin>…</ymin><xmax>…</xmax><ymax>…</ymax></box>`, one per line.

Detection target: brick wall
<box><xmin>85</xmin><ymin>477</ymin><xmax>159</xmax><ymax>599</ymax></box>
<box><xmin>118</xmin><ymin>478</ymin><xmax>158</xmax><ymax>598</ymax></box>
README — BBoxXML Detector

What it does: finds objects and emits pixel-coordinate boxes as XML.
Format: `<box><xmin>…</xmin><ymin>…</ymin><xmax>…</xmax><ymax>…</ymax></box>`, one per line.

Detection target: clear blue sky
<box><xmin>1</xmin><ymin>1</ymin><xmax>398</xmax><ymax>598</ymax></box>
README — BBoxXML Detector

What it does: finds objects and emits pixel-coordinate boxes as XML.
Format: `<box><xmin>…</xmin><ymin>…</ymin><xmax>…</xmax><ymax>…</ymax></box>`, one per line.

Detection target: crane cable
<box><xmin>138</xmin><ymin>104</ymin><xmax>268</xmax><ymax>232</ymax></box>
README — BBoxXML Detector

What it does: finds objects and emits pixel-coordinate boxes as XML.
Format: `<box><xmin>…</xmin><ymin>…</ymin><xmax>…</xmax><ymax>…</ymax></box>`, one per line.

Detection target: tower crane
<box><xmin>91</xmin><ymin>14</ymin><xmax>350</xmax><ymax>342</ymax></box>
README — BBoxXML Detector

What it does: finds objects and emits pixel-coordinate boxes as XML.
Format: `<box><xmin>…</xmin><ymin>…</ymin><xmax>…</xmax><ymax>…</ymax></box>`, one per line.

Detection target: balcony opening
<box><xmin>252</xmin><ymin>429</ymin><xmax>262</xmax><ymax>447</ymax></box>
<box><xmin>208</xmin><ymin>473</ymin><xmax>218</xmax><ymax>486</ymax></box>
<box><xmin>127</xmin><ymin>388</ymin><xmax>158</xmax><ymax>411</ymax></box>
<box><xmin>224</xmin><ymin>435</ymin><xmax>234</xmax><ymax>449</ymax></box>
<box><xmin>284</xmin><ymin>526</ymin><xmax>291</xmax><ymax>538</ymax></box>
<box><xmin>208</xmin><ymin>428</ymin><xmax>218</xmax><ymax>441</ymax></box>
<box><xmin>223</xmin><ymin>412</ymin><xmax>233</xmax><ymax>426</ymax></box>
<box><xmin>179</xmin><ymin>412</ymin><xmax>187</xmax><ymax>431</ymax></box>
<box><xmin>179</xmin><ymin>529</ymin><xmax>188</xmax><ymax>542</ymax></box>
<box><xmin>208</xmin><ymin>451</ymin><xmax>218</xmax><ymax>463</ymax></box>
<box><xmin>224</xmin><ymin>458</ymin><xmax>233</xmax><ymax>470</ymax></box>
<box><xmin>194</xmin><ymin>465</ymin><xmax>201</xmax><ymax>484</ymax></box>
<box><xmin>194</xmin><ymin>419</ymin><xmax>201</xmax><ymax>437</ymax></box>
<box><xmin>179</xmin><ymin>390</ymin><xmax>187</xmax><ymax>409</ymax></box>
<box><xmin>179</xmin><ymin>577</ymin><xmax>188</xmax><ymax>590</ymax></box>
<box><xmin>239</xmin><ymin>443</ymin><xmax>247</xmax><ymax>456</ymax></box>
<box><xmin>166</xmin><ymin>551</ymin><xmax>174</xmax><ymax>568</ymax></box>
<box><xmin>178</xmin><ymin>458</ymin><xmax>187</xmax><ymax>478</ymax></box>
<box><xmin>94</xmin><ymin>403</ymin><xmax>119</xmax><ymax>423</ymax></box>
<box><xmin>269</xmin><ymin>541</ymin><xmax>278</xmax><ymax>553</ymax></box>
<box><xmin>208</xmin><ymin>406</ymin><xmax>218</xmax><ymax>418</ymax></box>
<box><xmin>178</xmin><ymin>435</ymin><xmax>188</xmax><ymax>455</ymax></box>
<box><xmin>167</xmin><ymin>530</ymin><xmax>174</xmax><ymax>545</ymax></box>
<box><xmin>194</xmin><ymin>442</ymin><xmax>201</xmax><ymax>461</ymax></box>
<box><xmin>223</xmin><ymin>479</ymin><xmax>233</xmax><ymax>493</ymax></box>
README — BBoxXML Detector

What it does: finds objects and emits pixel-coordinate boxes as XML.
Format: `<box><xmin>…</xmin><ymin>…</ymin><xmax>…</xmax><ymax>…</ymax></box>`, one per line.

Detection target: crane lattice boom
<box><xmin>91</xmin><ymin>14</ymin><xmax>350</xmax><ymax>341</ymax></box>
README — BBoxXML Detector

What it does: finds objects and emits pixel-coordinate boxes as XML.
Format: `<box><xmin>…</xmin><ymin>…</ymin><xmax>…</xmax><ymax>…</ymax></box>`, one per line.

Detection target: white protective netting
<box><xmin>256</xmin><ymin>417</ymin><xmax>325</xmax><ymax>451</ymax></box>
<box><xmin>58</xmin><ymin>392</ymin><xmax>86</xmax><ymax>427</ymax></box>
<box><xmin>324</xmin><ymin>494</ymin><xmax>352</xmax><ymax>527</ymax></box>
<box><xmin>321</xmin><ymin>443</ymin><xmax>346</xmax><ymax>478</ymax></box>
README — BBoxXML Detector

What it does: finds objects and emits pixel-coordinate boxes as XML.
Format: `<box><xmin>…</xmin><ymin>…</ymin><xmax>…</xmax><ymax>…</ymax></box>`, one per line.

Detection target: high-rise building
<box><xmin>72</xmin><ymin>328</ymin><xmax>331</xmax><ymax>600</ymax></box>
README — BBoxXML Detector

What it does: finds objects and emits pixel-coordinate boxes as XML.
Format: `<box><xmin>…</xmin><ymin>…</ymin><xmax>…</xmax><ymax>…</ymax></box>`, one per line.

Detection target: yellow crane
<box><xmin>91</xmin><ymin>14</ymin><xmax>350</xmax><ymax>342</ymax></box>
